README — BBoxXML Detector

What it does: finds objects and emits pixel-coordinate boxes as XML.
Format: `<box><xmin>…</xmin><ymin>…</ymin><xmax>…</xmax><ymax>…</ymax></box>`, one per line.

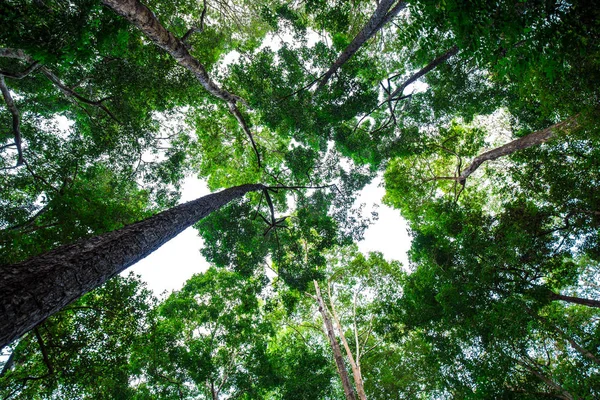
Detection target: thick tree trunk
<box><xmin>328</xmin><ymin>286</ymin><xmax>367</xmax><ymax>400</ymax></box>
<box><xmin>0</xmin><ymin>183</ymin><xmax>264</xmax><ymax>349</ymax></box>
<box><xmin>550</xmin><ymin>292</ymin><xmax>600</xmax><ymax>308</ymax></box>
<box><xmin>317</xmin><ymin>0</ymin><xmax>407</xmax><ymax>90</ymax></box>
<box><xmin>457</xmin><ymin>116</ymin><xmax>579</xmax><ymax>184</ymax></box>
<box><xmin>314</xmin><ymin>281</ymin><xmax>357</xmax><ymax>400</ymax></box>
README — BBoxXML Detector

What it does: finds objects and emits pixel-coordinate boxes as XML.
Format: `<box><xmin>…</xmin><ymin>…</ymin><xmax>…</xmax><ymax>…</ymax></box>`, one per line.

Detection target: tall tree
<box><xmin>0</xmin><ymin>183</ymin><xmax>263</xmax><ymax>348</ymax></box>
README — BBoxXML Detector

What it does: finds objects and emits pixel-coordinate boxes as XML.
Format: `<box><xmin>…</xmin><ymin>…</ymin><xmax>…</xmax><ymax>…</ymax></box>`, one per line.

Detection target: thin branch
<box><xmin>388</xmin><ymin>45</ymin><xmax>459</xmax><ymax>100</ymax></box>
<box><xmin>0</xmin><ymin>75</ymin><xmax>24</xmax><ymax>166</ymax></box>
<box><xmin>39</xmin><ymin>67</ymin><xmax>121</xmax><ymax>123</ymax></box>
<box><xmin>0</xmin><ymin>62</ymin><xmax>41</xmax><ymax>80</ymax></box>
<box><xmin>34</xmin><ymin>328</ymin><xmax>54</xmax><ymax>376</ymax></box>
<box><xmin>181</xmin><ymin>0</ymin><xmax>207</xmax><ymax>44</ymax></box>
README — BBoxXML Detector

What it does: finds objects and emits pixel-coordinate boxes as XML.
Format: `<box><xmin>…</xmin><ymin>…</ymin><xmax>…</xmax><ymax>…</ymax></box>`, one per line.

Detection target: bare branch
<box><xmin>0</xmin><ymin>62</ymin><xmax>41</xmax><ymax>80</ymax></box>
<box><xmin>388</xmin><ymin>45</ymin><xmax>459</xmax><ymax>100</ymax></box>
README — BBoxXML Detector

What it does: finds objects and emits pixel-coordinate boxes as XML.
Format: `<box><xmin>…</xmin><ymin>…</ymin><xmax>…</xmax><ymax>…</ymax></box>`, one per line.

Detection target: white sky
<box><xmin>127</xmin><ymin>175</ymin><xmax>411</xmax><ymax>295</ymax></box>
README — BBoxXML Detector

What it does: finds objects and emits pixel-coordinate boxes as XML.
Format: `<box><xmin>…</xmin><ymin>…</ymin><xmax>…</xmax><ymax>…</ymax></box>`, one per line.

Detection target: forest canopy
<box><xmin>1</xmin><ymin>0</ymin><xmax>599</xmax><ymax>398</ymax></box>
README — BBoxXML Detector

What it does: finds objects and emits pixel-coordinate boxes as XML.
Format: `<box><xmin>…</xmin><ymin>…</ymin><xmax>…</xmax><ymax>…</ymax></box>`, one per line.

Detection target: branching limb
<box><xmin>39</xmin><ymin>67</ymin><xmax>121</xmax><ymax>123</ymax></box>
<box><xmin>181</xmin><ymin>0</ymin><xmax>207</xmax><ymax>45</ymax></box>
<box><xmin>101</xmin><ymin>0</ymin><xmax>261</xmax><ymax>166</ymax></box>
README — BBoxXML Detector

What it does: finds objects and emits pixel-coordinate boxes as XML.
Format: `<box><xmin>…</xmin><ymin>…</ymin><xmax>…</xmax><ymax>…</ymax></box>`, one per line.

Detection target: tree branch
<box><xmin>457</xmin><ymin>115</ymin><xmax>580</xmax><ymax>184</ymax></box>
<box><xmin>317</xmin><ymin>0</ymin><xmax>407</xmax><ymax>90</ymax></box>
<box><xmin>0</xmin><ymin>75</ymin><xmax>24</xmax><ymax>167</ymax></box>
<box><xmin>388</xmin><ymin>45</ymin><xmax>459</xmax><ymax>100</ymax></box>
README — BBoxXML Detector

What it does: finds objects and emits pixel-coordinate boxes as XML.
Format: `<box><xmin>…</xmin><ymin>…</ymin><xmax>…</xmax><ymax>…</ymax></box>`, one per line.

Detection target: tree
<box><xmin>2</xmin><ymin>0</ymin><xmax>600</xmax><ymax>397</ymax></box>
<box><xmin>0</xmin><ymin>183</ymin><xmax>263</xmax><ymax>348</ymax></box>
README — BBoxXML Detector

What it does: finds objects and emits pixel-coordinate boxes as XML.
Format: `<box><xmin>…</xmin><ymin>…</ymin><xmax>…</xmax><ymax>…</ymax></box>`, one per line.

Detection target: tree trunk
<box><xmin>317</xmin><ymin>0</ymin><xmax>407</xmax><ymax>90</ymax></box>
<box><xmin>328</xmin><ymin>287</ymin><xmax>367</xmax><ymax>400</ymax></box>
<box><xmin>457</xmin><ymin>116</ymin><xmax>579</xmax><ymax>184</ymax></box>
<box><xmin>0</xmin><ymin>183</ymin><xmax>264</xmax><ymax>349</ymax></box>
<box><xmin>314</xmin><ymin>281</ymin><xmax>357</xmax><ymax>400</ymax></box>
<box><xmin>100</xmin><ymin>0</ymin><xmax>240</xmax><ymax>104</ymax></box>
<box><xmin>100</xmin><ymin>0</ymin><xmax>262</xmax><ymax>167</ymax></box>
<box><xmin>550</xmin><ymin>292</ymin><xmax>600</xmax><ymax>308</ymax></box>
<box><xmin>515</xmin><ymin>358</ymin><xmax>575</xmax><ymax>400</ymax></box>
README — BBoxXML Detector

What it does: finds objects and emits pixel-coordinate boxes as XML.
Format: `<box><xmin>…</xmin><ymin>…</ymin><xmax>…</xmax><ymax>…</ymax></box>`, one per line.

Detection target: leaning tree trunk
<box><xmin>0</xmin><ymin>183</ymin><xmax>264</xmax><ymax>348</ymax></box>
<box><xmin>317</xmin><ymin>0</ymin><xmax>407</xmax><ymax>90</ymax></box>
<box><xmin>457</xmin><ymin>116</ymin><xmax>579</xmax><ymax>184</ymax></box>
<box><xmin>550</xmin><ymin>292</ymin><xmax>600</xmax><ymax>308</ymax></box>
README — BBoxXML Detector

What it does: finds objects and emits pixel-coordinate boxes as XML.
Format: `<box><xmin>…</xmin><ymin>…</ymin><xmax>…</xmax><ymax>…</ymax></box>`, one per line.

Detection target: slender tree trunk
<box><xmin>317</xmin><ymin>0</ymin><xmax>407</xmax><ymax>90</ymax></box>
<box><xmin>550</xmin><ymin>292</ymin><xmax>600</xmax><ymax>308</ymax></box>
<box><xmin>100</xmin><ymin>0</ymin><xmax>261</xmax><ymax>167</ymax></box>
<box><xmin>457</xmin><ymin>116</ymin><xmax>579</xmax><ymax>184</ymax></box>
<box><xmin>100</xmin><ymin>0</ymin><xmax>239</xmax><ymax>104</ymax></box>
<box><xmin>328</xmin><ymin>284</ymin><xmax>367</xmax><ymax>400</ymax></box>
<box><xmin>515</xmin><ymin>359</ymin><xmax>575</xmax><ymax>400</ymax></box>
<box><xmin>0</xmin><ymin>183</ymin><xmax>264</xmax><ymax>349</ymax></box>
<box><xmin>0</xmin><ymin>75</ymin><xmax>24</xmax><ymax>166</ymax></box>
<box><xmin>314</xmin><ymin>281</ymin><xmax>357</xmax><ymax>400</ymax></box>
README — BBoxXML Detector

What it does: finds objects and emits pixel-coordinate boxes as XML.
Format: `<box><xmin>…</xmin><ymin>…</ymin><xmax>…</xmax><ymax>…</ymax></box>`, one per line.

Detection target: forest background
<box><xmin>0</xmin><ymin>0</ymin><xmax>599</xmax><ymax>398</ymax></box>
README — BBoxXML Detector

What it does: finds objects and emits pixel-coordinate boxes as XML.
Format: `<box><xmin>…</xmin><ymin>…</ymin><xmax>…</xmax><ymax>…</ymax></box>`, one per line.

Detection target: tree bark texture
<box><xmin>0</xmin><ymin>75</ymin><xmax>24</xmax><ymax>166</ymax></box>
<box><xmin>317</xmin><ymin>0</ymin><xmax>407</xmax><ymax>90</ymax></box>
<box><xmin>100</xmin><ymin>0</ymin><xmax>261</xmax><ymax>167</ymax></box>
<box><xmin>314</xmin><ymin>281</ymin><xmax>357</xmax><ymax>400</ymax></box>
<box><xmin>0</xmin><ymin>183</ymin><xmax>264</xmax><ymax>349</ymax></box>
<box><xmin>457</xmin><ymin>116</ymin><xmax>579</xmax><ymax>184</ymax></box>
<box><xmin>101</xmin><ymin>0</ymin><xmax>241</xmax><ymax>105</ymax></box>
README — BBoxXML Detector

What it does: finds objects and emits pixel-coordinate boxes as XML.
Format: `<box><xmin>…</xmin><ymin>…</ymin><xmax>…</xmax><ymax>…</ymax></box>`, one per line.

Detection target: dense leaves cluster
<box><xmin>1</xmin><ymin>0</ymin><xmax>599</xmax><ymax>398</ymax></box>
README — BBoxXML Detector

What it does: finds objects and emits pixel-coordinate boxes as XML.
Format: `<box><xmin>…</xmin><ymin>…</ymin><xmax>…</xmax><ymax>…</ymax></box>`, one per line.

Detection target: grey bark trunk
<box><xmin>458</xmin><ymin>116</ymin><xmax>579</xmax><ymax>184</ymax></box>
<box><xmin>314</xmin><ymin>281</ymin><xmax>357</xmax><ymax>400</ymax></box>
<box><xmin>317</xmin><ymin>0</ymin><xmax>407</xmax><ymax>90</ymax></box>
<box><xmin>328</xmin><ymin>290</ymin><xmax>367</xmax><ymax>400</ymax></box>
<box><xmin>100</xmin><ymin>0</ymin><xmax>241</xmax><ymax>104</ymax></box>
<box><xmin>100</xmin><ymin>0</ymin><xmax>261</xmax><ymax>167</ymax></box>
<box><xmin>0</xmin><ymin>75</ymin><xmax>24</xmax><ymax>166</ymax></box>
<box><xmin>0</xmin><ymin>183</ymin><xmax>264</xmax><ymax>349</ymax></box>
<box><xmin>550</xmin><ymin>292</ymin><xmax>600</xmax><ymax>309</ymax></box>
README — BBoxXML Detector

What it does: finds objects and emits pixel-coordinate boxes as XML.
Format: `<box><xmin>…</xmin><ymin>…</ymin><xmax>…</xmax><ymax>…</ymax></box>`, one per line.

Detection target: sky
<box><xmin>127</xmin><ymin>175</ymin><xmax>411</xmax><ymax>296</ymax></box>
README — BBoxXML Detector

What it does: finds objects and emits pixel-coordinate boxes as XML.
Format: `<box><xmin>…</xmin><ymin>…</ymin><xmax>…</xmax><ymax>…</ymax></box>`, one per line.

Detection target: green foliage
<box><xmin>2</xmin><ymin>0</ymin><xmax>600</xmax><ymax>398</ymax></box>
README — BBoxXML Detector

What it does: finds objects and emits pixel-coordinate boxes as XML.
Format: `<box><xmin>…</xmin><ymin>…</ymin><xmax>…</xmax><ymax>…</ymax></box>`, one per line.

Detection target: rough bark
<box><xmin>0</xmin><ymin>183</ymin><xmax>264</xmax><ymax>349</ymax></box>
<box><xmin>0</xmin><ymin>75</ymin><xmax>24</xmax><ymax>166</ymax></box>
<box><xmin>101</xmin><ymin>0</ymin><xmax>240</xmax><ymax>104</ymax></box>
<box><xmin>550</xmin><ymin>292</ymin><xmax>600</xmax><ymax>308</ymax></box>
<box><xmin>317</xmin><ymin>0</ymin><xmax>407</xmax><ymax>90</ymax></box>
<box><xmin>100</xmin><ymin>0</ymin><xmax>261</xmax><ymax>167</ymax></box>
<box><xmin>388</xmin><ymin>45</ymin><xmax>459</xmax><ymax>100</ymax></box>
<box><xmin>328</xmin><ymin>284</ymin><xmax>367</xmax><ymax>400</ymax></box>
<box><xmin>314</xmin><ymin>280</ymin><xmax>357</xmax><ymax>400</ymax></box>
<box><xmin>455</xmin><ymin>116</ymin><xmax>579</xmax><ymax>184</ymax></box>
